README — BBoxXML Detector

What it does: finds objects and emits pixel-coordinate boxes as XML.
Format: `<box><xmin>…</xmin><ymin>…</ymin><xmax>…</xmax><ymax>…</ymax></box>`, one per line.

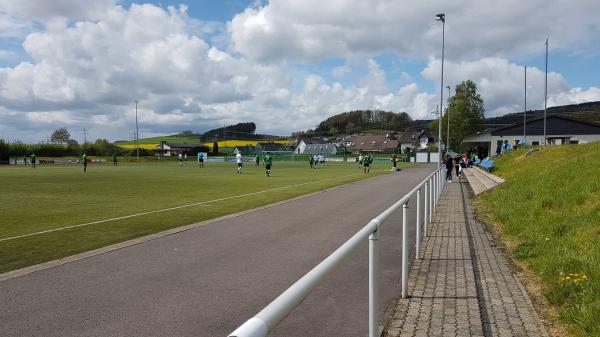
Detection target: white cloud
<box><xmin>549</xmin><ymin>87</ymin><xmax>600</xmax><ymax>106</ymax></box>
<box><xmin>1</xmin><ymin>1</ymin><xmax>599</xmax><ymax>143</ymax></box>
<box><xmin>0</xmin><ymin>0</ymin><xmax>116</xmax><ymax>22</ymax></box>
<box><xmin>229</xmin><ymin>0</ymin><xmax>600</xmax><ymax>63</ymax></box>
<box><xmin>421</xmin><ymin>57</ymin><xmax>573</xmax><ymax>117</ymax></box>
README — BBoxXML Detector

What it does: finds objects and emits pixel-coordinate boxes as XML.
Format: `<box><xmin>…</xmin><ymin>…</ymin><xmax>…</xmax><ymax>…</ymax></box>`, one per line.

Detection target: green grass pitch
<box><xmin>0</xmin><ymin>160</ymin><xmax>401</xmax><ymax>273</ymax></box>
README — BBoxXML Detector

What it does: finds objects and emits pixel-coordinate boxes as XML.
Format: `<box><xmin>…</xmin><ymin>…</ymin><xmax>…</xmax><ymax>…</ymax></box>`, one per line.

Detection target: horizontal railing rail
<box><xmin>229</xmin><ymin>165</ymin><xmax>446</xmax><ymax>337</ymax></box>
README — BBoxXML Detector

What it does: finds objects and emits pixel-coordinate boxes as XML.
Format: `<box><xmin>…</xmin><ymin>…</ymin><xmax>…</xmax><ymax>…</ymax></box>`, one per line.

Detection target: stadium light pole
<box><xmin>544</xmin><ymin>38</ymin><xmax>548</xmax><ymax>146</ymax></box>
<box><xmin>436</xmin><ymin>13</ymin><xmax>445</xmax><ymax>162</ymax></box>
<box><xmin>524</xmin><ymin>66</ymin><xmax>527</xmax><ymax>144</ymax></box>
<box><xmin>135</xmin><ymin>100</ymin><xmax>139</xmax><ymax>160</ymax></box>
<box><xmin>446</xmin><ymin>85</ymin><xmax>451</xmax><ymax>154</ymax></box>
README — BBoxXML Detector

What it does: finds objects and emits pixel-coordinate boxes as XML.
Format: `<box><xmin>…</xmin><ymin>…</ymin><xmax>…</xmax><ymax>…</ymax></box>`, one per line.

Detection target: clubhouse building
<box><xmin>462</xmin><ymin>115</ymin><xmax>600</xmax><ymax>158</ymax></box>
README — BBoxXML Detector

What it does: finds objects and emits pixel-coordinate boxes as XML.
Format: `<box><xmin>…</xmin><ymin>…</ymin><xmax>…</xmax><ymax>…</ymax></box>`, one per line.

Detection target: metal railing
<box><xmin>229</xmin><ymin>165</ymin><xmax>446</xmax><ymax>337</ymax></box>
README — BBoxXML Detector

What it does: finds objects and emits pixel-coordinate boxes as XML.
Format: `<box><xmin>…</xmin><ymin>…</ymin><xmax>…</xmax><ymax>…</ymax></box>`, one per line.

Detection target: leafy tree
<box><xmin>442</xmin><ymin>80</ymin><xmax>485</xmax><ymax>152</ymax></box>
<box><xmin>315</xmin><ymin>110</ymin><xmax>412</xmax><ymax>136</ymax></box>
<box><xmin>50</xmin><ymin>127</ymin><xmax>71</xmax><ymax>144</ymax></box>
<box><xmin>0</xmin><ymin>139</ymin><xmax>9</xmax><ymax>163</ymax></box>
<box><xmin>201</xmin><ymin>122</ymin><xmax>256</xmax><ymax>141</ymax></box>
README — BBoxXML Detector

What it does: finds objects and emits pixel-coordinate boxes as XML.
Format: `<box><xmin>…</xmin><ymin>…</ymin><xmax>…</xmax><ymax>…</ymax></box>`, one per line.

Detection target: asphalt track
<box><xmin>0</xmin><ymin>165</ymin><xmax>435</xmax><ymax>337</ymax></box>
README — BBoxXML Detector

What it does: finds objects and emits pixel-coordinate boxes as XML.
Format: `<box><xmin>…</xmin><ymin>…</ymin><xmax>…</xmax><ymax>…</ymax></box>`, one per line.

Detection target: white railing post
<box><xmin>424</xmin><ymin>181</ymin><xmax>428</xmax><ymax>237</ymax></box>
<box><xmin>415</xmin><ymin>188</ymin><xmax>421</xmax><ymax>259</ymax></box>
<box><xmin>401</xmin><ymin>202</ymin><xmax>409</xmax><ymax>298</ymax></box>
<box><xmin>433</xmin><ymin>173</ymin><xmax>437</xmax><ymax>211</ymax></box>
<box><xmin>429</xmin><ymin>177</ymin><xmax>433</xmax><ymax>220</ymax></box>
<box><xmin>438</xmin><ymin>170</ymin><xmax>442</xmax><ymax>201</ymax></box>
<box><xmin>368</xmin><ymin>228</ymin><xmax>379</xmax><ymax>337</ymax></box>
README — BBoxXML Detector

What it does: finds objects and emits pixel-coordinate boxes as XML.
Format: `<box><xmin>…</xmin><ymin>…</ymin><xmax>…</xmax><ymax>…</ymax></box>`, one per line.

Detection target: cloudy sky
<box><xmin>1</xmin><ymin>0</ymin><xmax>599</xmax><ymax>143</ymax></box>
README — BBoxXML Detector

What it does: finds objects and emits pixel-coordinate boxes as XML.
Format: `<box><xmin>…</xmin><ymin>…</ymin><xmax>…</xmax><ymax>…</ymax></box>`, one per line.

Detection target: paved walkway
<box><xmin>385</xmin><ymin>178</ymin><xmax>547</xmax><ymax>337</ymax></box>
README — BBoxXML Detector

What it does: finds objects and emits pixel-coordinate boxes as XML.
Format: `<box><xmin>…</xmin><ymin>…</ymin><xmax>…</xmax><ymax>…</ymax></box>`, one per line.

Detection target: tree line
<box><xmin>0</xmin><ymin>138</ymin><xmax>130</xmax><ymax>162</ymax></box>
<box><xmin>312</xmin><ymin>110</ymin><xmax>414</xmax><ymax>136</ymax></box>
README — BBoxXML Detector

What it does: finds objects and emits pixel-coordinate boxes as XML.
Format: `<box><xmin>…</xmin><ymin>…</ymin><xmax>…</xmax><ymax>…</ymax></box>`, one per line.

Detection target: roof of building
<box><xmin>155</xmin><ymin>143</ymin><xmax>200</xmax><ymax>149</ymax></box>
<box><xmin>256</xmin><ymin>142</ymin><xmax>290</xmax><ymax>151</ymax></box>
<box><xmin>303</xmin><ymin>143</ymin><xmax>338</xmax><ymax>154</ymax></box>
<box><xmin>301</xmin><ymin>138</ymin><xmax>328</xmax><ymax>145</ymax></box>
<box><xmin>490</xmin><ymin>115</ymin><xmax>600</xmax><ymax>136</ymax></box>
<box><xmin>395</xmin><ymin>132</ymin><xmax>419</xmax><ymax>143</ymax></box>
<box><xmin>347</xmin><ymin>135</ymin><xmax>400</xmax><ymax>152</ymax></box>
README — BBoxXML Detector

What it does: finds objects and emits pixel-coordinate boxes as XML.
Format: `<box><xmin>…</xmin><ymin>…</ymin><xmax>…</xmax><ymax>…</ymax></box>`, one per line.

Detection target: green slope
<box><xmin>476</xmin><ymin>143</ymin><xmax>600</xmax><ymax>337</ymax></box>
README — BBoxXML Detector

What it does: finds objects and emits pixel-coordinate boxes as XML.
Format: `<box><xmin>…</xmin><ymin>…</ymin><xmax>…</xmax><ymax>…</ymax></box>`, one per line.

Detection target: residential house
<box><xmin>346</xmin><ymin>134</ymin><xmax>401</xmax><ymax>153</ymax></box>
<box><xmin>303</xmin><ymin>143</ymin><xmax>338</xmax><ymax>155</ymax></box>
<box><xmin>154</xmin><ymin>142</ymin><xmax>208</xmax><ymax>156</ymax></box>
<box><xmin>256</xmin><ymin>142</ymin><xmax>291</xmax><ymax>154</ymax></box>
<box><xmin>294</xmin><ymin>138</ymin><xmax>327</xmax><ymax>154</ymax></box>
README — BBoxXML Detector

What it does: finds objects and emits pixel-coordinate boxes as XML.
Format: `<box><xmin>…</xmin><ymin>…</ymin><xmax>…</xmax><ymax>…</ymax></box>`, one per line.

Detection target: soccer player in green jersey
<box><xmin>263</xmin><ymin>152</ymin><xmax>273</xmax><ymax>177</ymax></box>
<box><xmin>363</xmin><ymin>153</ymin><xmax>372</xmax><ymax>174</ymax></box>
<box><xmin>82</xmin><ymin>153</ymin><xmax>88</xmax><ymax>172</ymax></box>
<box><xmin>30</xmin><ymin>153</ymin><xmax>36</xmax><ymax>168</ymax></box>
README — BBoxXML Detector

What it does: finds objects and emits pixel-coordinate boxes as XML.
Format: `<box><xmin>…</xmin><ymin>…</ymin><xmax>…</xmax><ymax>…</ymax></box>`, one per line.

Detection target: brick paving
<box><xmin>385</xmin><ymin>179</ymin><xmax>548</xmax><ymax>337</ymax></box>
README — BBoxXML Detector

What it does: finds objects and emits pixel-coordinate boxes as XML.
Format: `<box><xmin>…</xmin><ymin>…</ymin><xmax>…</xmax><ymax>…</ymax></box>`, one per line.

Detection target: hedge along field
<box><xmin>475</xmin><ymin>143</ymin><xmax>600</xmax><ymax>337</ymax></box>
<box><xmin>0</xmin><ymin>160</ymin><xmax>399</xmax><ymax>274</ymax></box>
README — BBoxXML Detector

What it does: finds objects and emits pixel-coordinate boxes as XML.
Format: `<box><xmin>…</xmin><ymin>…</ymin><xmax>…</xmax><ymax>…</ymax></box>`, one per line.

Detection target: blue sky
<box><xmin>0</xmin><ymin>0</ymin><xmax>599</xmax><ymax>142</ymax></box>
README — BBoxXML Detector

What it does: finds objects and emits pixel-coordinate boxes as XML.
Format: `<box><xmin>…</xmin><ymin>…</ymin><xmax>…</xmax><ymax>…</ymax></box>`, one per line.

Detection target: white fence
<box><xmin>229</xmin><ymin>165</ymin><xmax>446</xmax><ymax>337</ymax></box>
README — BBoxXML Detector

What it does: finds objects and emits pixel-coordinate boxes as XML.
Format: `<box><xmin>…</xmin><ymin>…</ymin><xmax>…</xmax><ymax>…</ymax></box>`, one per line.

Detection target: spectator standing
<box><xmin>444</xmin><ymin>154</ymin><xmax>454</xmax><ymax>182</ymax></box>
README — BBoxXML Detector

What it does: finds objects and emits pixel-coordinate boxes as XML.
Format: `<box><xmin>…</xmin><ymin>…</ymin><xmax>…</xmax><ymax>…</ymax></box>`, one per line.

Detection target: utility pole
<box><xmin>524</xmin><ymin>66</ymin><xmax>527</xmax><ymax>144</ymax></box>
<box><xmin>81</xmin><ymin>128</ymin><xmax>88</xmax><ymax>145</ymax></box>
<box><xmin>135</xmin><ymin>100</ymin><xmax>139</xmax><ymax>159</ymax></box>
<box><xmin>544</xmin><ymin>38</ymin><xmax>548</xmax><ymax>146</ymax></box>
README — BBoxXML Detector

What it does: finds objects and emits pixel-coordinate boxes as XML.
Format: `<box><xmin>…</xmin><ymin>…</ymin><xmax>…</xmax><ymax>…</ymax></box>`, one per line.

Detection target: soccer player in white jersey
<box><xmin>236</xmin><ymin>152</ymin><xmax>243</xmax><ymax>174</ymax></box>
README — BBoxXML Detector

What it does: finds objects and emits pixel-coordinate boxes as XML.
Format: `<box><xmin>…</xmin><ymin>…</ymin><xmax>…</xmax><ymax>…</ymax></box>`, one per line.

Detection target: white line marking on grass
<box><xmin>0</xmin><ymin>173</ymin><xmax>361</xmax><ymax>242</ymax></box>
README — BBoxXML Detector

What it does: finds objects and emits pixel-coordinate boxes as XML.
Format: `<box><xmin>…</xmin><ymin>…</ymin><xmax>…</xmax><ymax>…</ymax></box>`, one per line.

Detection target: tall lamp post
<box><xmin>544</xmin><ymin>38</ymin><xmax>548</xmax><ymax>146</ymax></box>
<box><xmin>135</xmin><ymin>100</ymin><xmax>139</xmax><ymax>160</ymax></box>
<box><xmin>435</xmin><ymin>13</ymin><xmax>445</xmax><ymax>162</ymax></box>
<box><xmin>446</xmin><ymin>85</ymin><xmax>451</xmax><ymax>154</ymax></box>
<box><xmin>524</xmin><ymin>66</ymin><xmax>527</xmax><ymax>144</ymax></box>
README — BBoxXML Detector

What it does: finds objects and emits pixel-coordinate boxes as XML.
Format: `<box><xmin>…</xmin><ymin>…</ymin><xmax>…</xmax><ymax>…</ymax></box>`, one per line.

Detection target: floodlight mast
<box><xmin>135</xmin><ymin>100</ymin><xmax>139</xmax><ymax>160</ymax></box>
<box><xmin>435</xmin><ymin>13</ymin><xmax>445</xmax><ymax>162</ymax></box>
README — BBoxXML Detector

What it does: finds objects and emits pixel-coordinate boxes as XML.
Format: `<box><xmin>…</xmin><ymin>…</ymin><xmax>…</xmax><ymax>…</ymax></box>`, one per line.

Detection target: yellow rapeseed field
<box><xmin>116</xmin><ymin>140</ymin><xmax>291</xmax><ymax>151</ymax></box>
<box><xmin>203</xmin><ymin>139</ymin><xmax>291</xmax><ymax>151</ymax></box>
<box><xmin>117</xmin><ymin>143</ymin><xmax>158</xmax><ymax>150</ymax></box>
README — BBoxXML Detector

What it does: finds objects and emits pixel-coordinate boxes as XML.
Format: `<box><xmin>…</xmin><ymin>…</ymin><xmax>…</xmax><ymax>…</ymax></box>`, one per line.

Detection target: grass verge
<box><xmin>474</xmin><ymin>143</ymin><xmax>600</xmax><ymax>337</ymax></box>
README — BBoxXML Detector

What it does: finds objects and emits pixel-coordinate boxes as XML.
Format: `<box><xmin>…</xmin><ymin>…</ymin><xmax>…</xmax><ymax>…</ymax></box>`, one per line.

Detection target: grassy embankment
<box><xmin>475</xmin><ymin>143</ymin><xmax>600</xmax><ymax>337</ymax></box>
<box><xmin>0</xmin><ymin>160</ymin><xmax>400</xmax><ymax>274</ymax></box>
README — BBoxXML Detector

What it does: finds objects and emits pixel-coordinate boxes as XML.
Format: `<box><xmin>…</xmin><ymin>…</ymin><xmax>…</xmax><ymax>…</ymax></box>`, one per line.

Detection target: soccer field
<box><xmin>0</xmin><ymin>160</ymin><xmax>399</xmax><ymax>273</ymax></box>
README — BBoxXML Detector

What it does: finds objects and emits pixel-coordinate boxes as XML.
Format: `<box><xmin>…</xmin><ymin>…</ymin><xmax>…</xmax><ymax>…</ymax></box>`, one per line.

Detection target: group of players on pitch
<box><xmin>234</xmin><ymin>152</ymin><xmax>273</xmax><ymax>176</ymax></box>
<box><xmin>22</xmin><ymin>151</ymin><xmax>384</xmax><ymax>176</ymax></box>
